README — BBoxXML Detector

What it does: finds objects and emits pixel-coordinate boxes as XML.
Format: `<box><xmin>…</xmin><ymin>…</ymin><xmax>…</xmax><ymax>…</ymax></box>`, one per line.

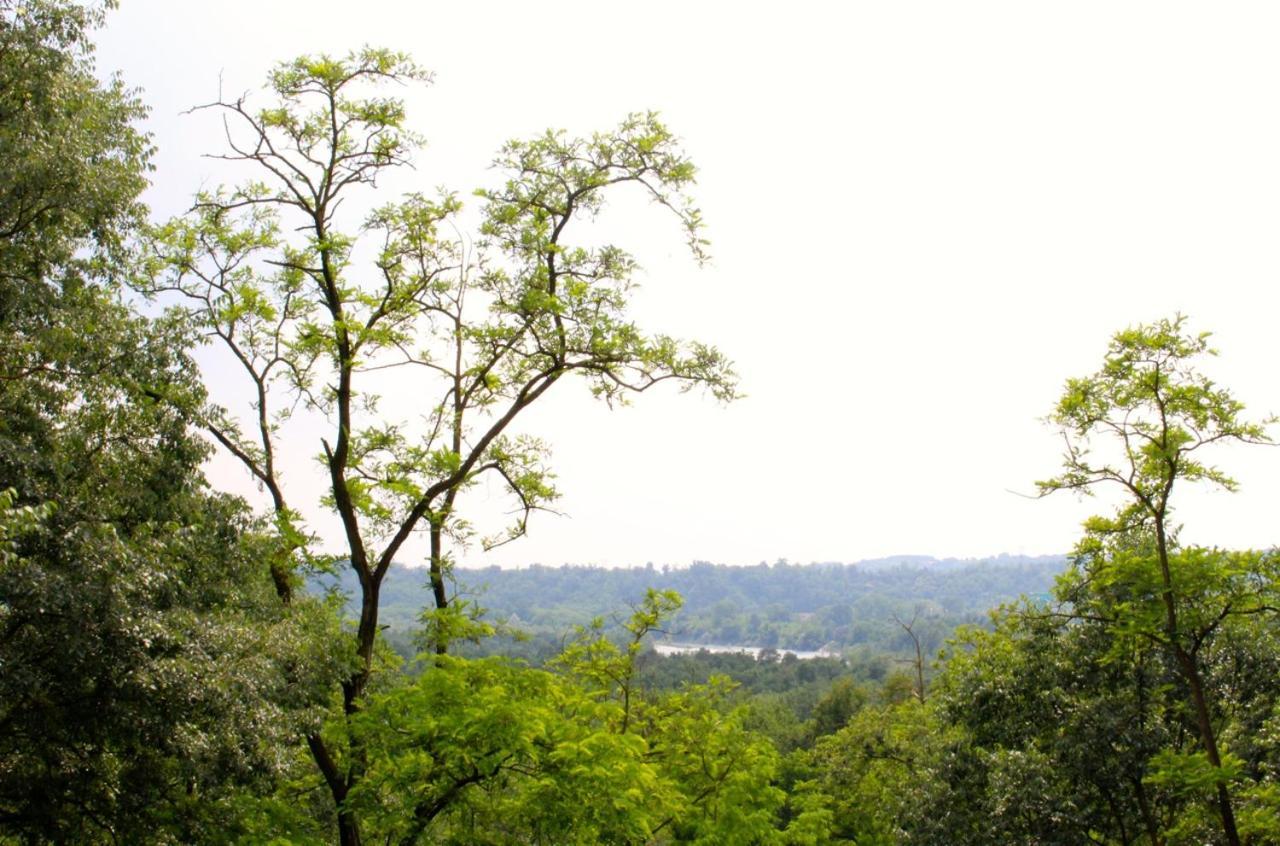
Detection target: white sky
<box><xmin>96</xmin><ymin>1</ymin><xmax>1280</xmax><ymax>568</ymax></box>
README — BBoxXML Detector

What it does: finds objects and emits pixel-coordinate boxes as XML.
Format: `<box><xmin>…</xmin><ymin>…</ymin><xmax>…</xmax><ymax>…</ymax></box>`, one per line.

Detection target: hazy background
<box><xmin>95</xmin><ymin>1</ymin><xmax>1280</xmax><ymax>568</ymax></box>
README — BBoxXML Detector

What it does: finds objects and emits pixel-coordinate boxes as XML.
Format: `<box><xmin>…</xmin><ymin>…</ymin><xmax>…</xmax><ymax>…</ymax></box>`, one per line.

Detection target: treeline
<box><xmin>652</xmin><ymin>558</ymin><xmax>1280</xmax><ymax>844</ymax></box>
<box><xmin>322</xmin><ymin>555</ymin><xmax>1063</xmax><ymax>658</ymax></box>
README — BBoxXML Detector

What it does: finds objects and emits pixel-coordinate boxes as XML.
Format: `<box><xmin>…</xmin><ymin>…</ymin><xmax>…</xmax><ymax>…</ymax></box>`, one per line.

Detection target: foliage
<box><xmin>338</xmin><ymin>592</ymin><xmax>790</xmax><ymax>844</ymax></box>
<box><xmin>146</xmin><ymin>45</ymin><xmax>737</xmax><ymax>841</ymax></box>
<box><xmin>799</xmin><ymin>699</ymin><xmax>949</xmax><ymax>844</ymax></box>
<box><xmin>759</xmin><ymin>320</ymin><xmax>1280</xmax><ymax>846</ymax></box>
<box><xmin>8</xmin><ymin>5</ymin><xmax>1280</xmax><ymax>843</ymax></box>
<box><xmin>0</xmin><ymin>4</ymin><xmax>342</xmax><ymax>840</ymax></box>
<box><xmin>790</xmin><ymin>318</ymin><xmax>1280</xmax><ymax>845</ymax></box>
<box><xmin>318</xmin><ymin>556</ymin><xmax>1064</xmax><ymax>660</ymax></box>
<box><xmin>0</xmin><ymin>0</ymin><xmax>149</xmax><ymax>296</ymax></box>
<box><xmin>1038</xmin><ymin>316</ymin><xmax>1275</xmax><ymax>846</ymax></box>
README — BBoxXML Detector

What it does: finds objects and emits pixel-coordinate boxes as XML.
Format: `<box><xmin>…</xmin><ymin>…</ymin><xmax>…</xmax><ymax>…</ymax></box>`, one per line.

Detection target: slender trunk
<box><xmin>1154</xmin><ymin>520</ymin><xmax>1240</xmax><ymax>846</ymax></box>
<box><xmin>1132</xmin><ymin>654</ymin><xmax>1161</xmax><ymax>846</ymax></box>
<box><xmin>893</xmin><ymin>614</ymin><xmax>926</xmax><ymax>703</ymax></box>
<box><xmin>1099</xmin><ymin>785</ymin><xmax>1129</xmax><ymax>844</ymax></box>
<box><xmin>425</xmin><ymin>323</ymin><xmax>464</xmax><ymax>658</ymax></box>
<box><xmin>331</xmin><ymin>573</ymin><xmax>382</xmax><ymax>722</ymax></box>
<box><xmin>1176</xmin><ymin>644</ymin><xmax>1239</xmax><ymax>845</ymax></box>
<box><xmin>316</xmin><ymin>201</ymin><xmax>375</xmax><ymax>846</ymax></box>
<box><xmin>1131</xmin><ymin>776</ymin><xmax>1161</xmax><ymax>846</ymax></box>
<box><xmin>309</xmin><ymin>733</ymin><xmax>360</xmax><ymax>845</ymax></box>
<box><xmin>912</xmin><ymin>633</ymin><xmax>926</xmax><ymax>704</ymax></box>
<box><xmin>429</xmin><ymin>517</ymin><xmax>449</xmax><ymax>655</ymax></box>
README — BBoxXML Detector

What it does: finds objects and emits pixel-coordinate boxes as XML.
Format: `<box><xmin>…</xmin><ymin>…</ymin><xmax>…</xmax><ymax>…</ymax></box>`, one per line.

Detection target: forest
<box><xmin>320</xmin><ymin>556</ymin><xmax>1063</xmax><ymax>662</ymax></box>
<box><xmin>4</xmin><ymin>2</ymin><xmax>1280</xmax><ymax>844</ymax></box>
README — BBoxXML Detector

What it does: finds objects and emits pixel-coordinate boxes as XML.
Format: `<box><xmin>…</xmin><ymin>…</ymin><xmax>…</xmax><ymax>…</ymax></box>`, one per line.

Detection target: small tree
<box><xmin>1038</xmin><ymin>315</ymin><xmax>1276</xmax><ymax>846</ymax></box>
<box><xmin>891</xmin><ymin>610</ymin><xmax>927</xmax><ymax>704</ymax></box>
<box><xmin>151</xmin><ymin>49</ymin><xmax>736</xmax><ymax>844</ymax></box>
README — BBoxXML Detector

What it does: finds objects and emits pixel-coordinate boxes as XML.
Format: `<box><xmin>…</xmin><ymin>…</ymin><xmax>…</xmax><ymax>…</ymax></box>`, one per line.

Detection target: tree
<box><xmin>1038</xmin><ymin>316</ymin><xmax>1277</xmax><ymax>846</ymax></box>
<box><xmin>890</xmin><ymin>610</ymin><xmax>927</xmax><ymax>704</ymax></box>
<box><xmin>928</xmin><ymin>607</ymin><xmax>1178</xmax><ymax>845</ymax></box>
<box><xmin>0</xmin><ymin>3</ymin><xmax>341</xmax><ymax>840</ymax></box>
<box><xmin>804</xmin><ymin>697</ymin><xmax>949</xmax><ymax>845</ymax></box>
<box><xmin>0</xmin><ymin>0</ymin><xmax>149</xmax><ymax>480</ymax></box>
<box><xmin>0</xmin><ymin>0</ymin><xmax>149</xmax><ymax>295</ymax></box>
<box><xmin>806</xmin><ymin>677</ymin><xmax>867</xmax><ymax>741</ymax></box>
<box><xmin>314</xmin><ymin>591</ymin><xmax>790</xmax><ymax>844</ymax></box>
<box><xmin>791</xmin><ymin>318</ymin><xmax>1280</xmax><ymax>846</ymax></box>
<box><xmin>150</xmin><ymin>49</ymin><xmax>736</xmax><ymax>843</ymax></box>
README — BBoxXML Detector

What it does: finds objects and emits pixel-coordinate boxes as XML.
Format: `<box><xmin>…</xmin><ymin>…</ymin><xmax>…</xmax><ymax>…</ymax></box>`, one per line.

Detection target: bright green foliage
<box><xmin>149</xmin><ymin>51</ymin><xmax>735</xmax><ymax>584</ymax></box>
<box><xmin>1038</xmin><ymin>316</ymin><xmax>1275</xmax><ymax>846</ymax></box>
<box><xmin>551</xmin><ymin>590</ymin><xmax>788</xmax><ymax>843</ymax></box>
<box><xmin>1039</xmin><ymin>315</ymin><xmax>1272</xmax><ymax>534</ymax></box>
<box><xmin>148</xmin><ymin>47</ymin><xmax>737</xmax><ymax>842</ymax></box>
<box><xmin>1056</xmin><ymin>545</ymin><xmax>1280</xmax><ymax>661</ymax></box>
<box><xmin>349</xmin><ymin>655</ymin><xmax>676</xmax><ymax>845</ymax></box>
<box><xmin>335</xmin><ymin>592</ymin><xmax>789</xmax><ymax>844</ymax></box>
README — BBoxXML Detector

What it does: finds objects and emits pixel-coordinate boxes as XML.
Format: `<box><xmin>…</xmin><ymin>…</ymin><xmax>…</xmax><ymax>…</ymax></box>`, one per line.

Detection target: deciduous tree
<box><xmin>0</xmin><ymin>3</ymin><xmax>341</xmax><ymax>840</ymax></box>
<box><xmin>151</xmin><ymin>48</ymin><xmax>736</xmax><ymax>843</ymax></box>
<box><xmin>1039</xmin><ymin>316</ymin><xmax>1277</xmax><ymax>845</ymax></box>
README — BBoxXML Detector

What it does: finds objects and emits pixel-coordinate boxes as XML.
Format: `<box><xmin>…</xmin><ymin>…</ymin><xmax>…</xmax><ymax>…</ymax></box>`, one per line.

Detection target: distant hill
<box><xmin>315</xmin><ymin>555</ymin><xmax>1066</xmax><ymax>655</ymax></box>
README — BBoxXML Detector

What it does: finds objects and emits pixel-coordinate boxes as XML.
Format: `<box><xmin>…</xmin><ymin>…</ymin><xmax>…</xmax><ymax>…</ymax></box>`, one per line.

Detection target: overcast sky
<box><xmin>95</xmin><ymin>1</ymin><xmax>1280</xmax><ymax>569</ymax></box>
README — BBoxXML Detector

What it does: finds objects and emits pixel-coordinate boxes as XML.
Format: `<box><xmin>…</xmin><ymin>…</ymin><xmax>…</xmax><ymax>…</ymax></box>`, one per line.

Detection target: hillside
<box><xmin>317</xmin><ymin>555</ymin><xmax>1065</xmax><ymax>655</ymax></box>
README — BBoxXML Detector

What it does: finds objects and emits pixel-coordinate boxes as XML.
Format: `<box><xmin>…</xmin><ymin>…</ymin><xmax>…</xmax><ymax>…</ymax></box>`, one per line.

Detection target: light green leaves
<box><xmin>472</xmin><ymin>113</ymin><xmax>735</xmax><ymax>406</ymax></box>
<box><xmin>1036</xmin><ymin>316</ymin><xmax>1276</xmax><ymax>846</ymax></box>
<box><xmin>145</xmin><ymin>44</ymin><xmax>740</xmax><ymax>844</ymax></box>
<box><xmin>347</xmin><ymin>591</ymin><xmax>786</xmax><ymax>844</ymax></box>
<box><xmin>1039</xmin><ymin>315</ymin><xmax>1273</xmax><ymax>526</ymax></box>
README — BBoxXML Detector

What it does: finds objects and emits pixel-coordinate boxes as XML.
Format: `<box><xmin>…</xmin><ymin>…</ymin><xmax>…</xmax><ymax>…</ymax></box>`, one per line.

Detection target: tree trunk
<box><xmin>1155</xmin><ymin>521</ymin><xmax>1240</xmax><ymax>846</ymax></box>
<box><xmin>1131</xmin><ymin>776</ymin><xmax>1161</xmax><ymax>846</ymax></box>
<box><xmin>429</xmin><ymin>519</ymin><xmax>449</xmax><ymax>655</ymax></box>
<box><xmin>1176</xmin><ymin>645</ymin><xmax>1240</xmax><ymax>846</ymax></box>
<box><xmin>337</xmin><ymin>811</ymin><xmax>361</xmax><ymax>846</ymax></box>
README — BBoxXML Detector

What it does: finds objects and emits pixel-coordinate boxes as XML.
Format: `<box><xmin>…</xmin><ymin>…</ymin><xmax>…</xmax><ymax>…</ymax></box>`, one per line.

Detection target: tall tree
<box><xmin>0</xmin><ymin>0</ymin><xmax>148</xmax><ymax>446</ymax></box>
<box><xmin>151</xmin><ymin>49</ymin><xmax>736</xmax><ymax>843</ymax></box>
<box><xmin>0</xmin><ymin>0</ymin><xmax>148</xmax><ymax>292</ymax></box>
<box><xmin>0</xmin><ymin>2</ymin><xmax>341</xmax><ymax>841</ymax></box>
<box><xmin>1038</xmin><ymin>316</ymin><xmax>1276</xmax><ymax>846</ymax></box>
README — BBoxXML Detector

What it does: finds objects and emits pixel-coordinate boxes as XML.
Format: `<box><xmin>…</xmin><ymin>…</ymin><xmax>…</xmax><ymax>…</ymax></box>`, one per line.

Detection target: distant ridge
<box><xmin>459</xmin><ymin>552</ymin><xmax>1064</xmax><ymax>572</ymax></box>
<box><xmin>314</xmin><ymin>555</ymin><xmax>1067</xmax><ymax>653</ymax></box>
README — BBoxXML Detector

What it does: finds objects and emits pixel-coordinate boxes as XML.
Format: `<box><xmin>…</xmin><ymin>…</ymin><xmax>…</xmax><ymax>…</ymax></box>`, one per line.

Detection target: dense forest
<box><xmin>319</xmin><ymin>556</ymin><xmax>1063</xmax><ymax>661</ymax></box>
<box><xmin>5</xmin><ymin>3</ymin><xmax>1280</xmax><ymax>844</ymax></box>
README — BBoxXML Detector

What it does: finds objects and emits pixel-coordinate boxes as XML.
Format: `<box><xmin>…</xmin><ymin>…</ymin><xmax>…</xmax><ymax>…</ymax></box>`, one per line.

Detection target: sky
<box><xmin>95</xmin><ymin>1</ymin><xmax>1280</xmax><ymax>569</ymax></box>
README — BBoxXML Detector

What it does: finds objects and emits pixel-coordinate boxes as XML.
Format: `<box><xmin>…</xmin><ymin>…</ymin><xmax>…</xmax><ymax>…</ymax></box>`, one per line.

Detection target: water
<box><xmin>651</xmin><ymin>642</ymin><xmax>838</xmax><ymax>661</ymax></box>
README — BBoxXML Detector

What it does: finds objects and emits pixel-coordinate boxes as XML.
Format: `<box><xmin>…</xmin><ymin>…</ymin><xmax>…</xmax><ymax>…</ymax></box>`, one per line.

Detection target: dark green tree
<box><xmin>929</xmin><ymin>609</ymin><xmax>1175</xmax><ymax>844</ymax></box>
<box><xmin>0</xmin><ymin>3</ymin><xmax>342</xmax><ymax>840</ymax></box>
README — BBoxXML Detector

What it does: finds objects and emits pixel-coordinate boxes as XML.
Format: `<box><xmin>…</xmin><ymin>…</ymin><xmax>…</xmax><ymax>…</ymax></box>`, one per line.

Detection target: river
<box><xmin>651</xmin><ymin>642</ymin><xmax>839</xmax><ymax>661</ymax></box>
